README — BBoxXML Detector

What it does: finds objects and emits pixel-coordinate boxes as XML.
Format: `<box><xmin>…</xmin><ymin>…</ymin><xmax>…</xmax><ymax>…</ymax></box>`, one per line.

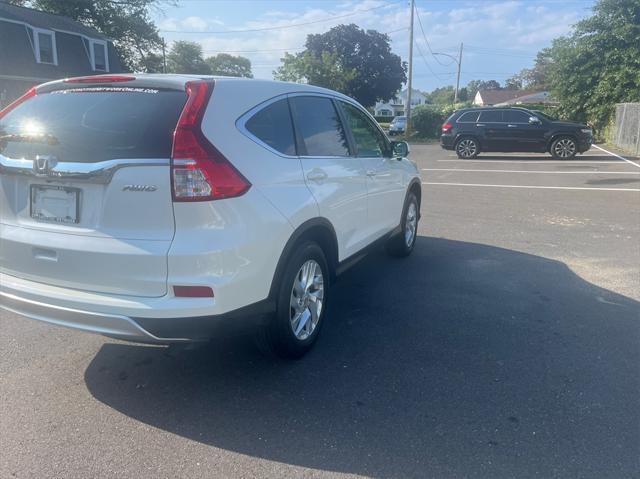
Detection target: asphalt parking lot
<box><xmin>1</xmin><ymin>144</ymin><xmax>639</xmax><ymax>479</ymax></box>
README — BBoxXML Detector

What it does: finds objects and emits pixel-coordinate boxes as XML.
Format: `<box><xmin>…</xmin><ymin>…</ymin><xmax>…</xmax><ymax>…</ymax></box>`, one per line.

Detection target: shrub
<box><xmin>411</xmin><ymin>105</ymin><xmax>446</xmax><ymax>138</ymax></box>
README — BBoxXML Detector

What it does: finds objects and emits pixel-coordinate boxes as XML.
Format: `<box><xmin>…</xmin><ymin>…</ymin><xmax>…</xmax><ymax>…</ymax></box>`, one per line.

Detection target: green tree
<box><xmin>274</xmin><ymin>24</ymin><xmax>406</xmax><ymax>107</ymax></box>
<box><xmin>504</xmin><ymin>76</ymin><xmax>523</xmax><ymax>90</ymax></box>
<box><xmin>167</xmin><ymin>41</ymin><xmax>211</xmax><ymax>74</ymax></box>
<box><xmin>546</xmin><ymin>0</ymin><xmax>640</xmax><ymax>133</ymax></box>
<box><xmin>21</xmin><ymin>0</ymin><xmax>166</xmax><ymax>72</ymax></box>
<box><xmin>206</xmin><ymin>53</ymin><xmax>253</xmax><ymax>78</ymax></box>
<box><xmin>428</xmin><ymin>85</ymin><xmax>455</xmax><ymax>105</ymax></box>
<box><xmin>517</xmin><ymin>49</ymin><xmax>553</xmax><ymax>90</ymax></box>
<box><xmin>466</xmin><ymin>79</ymin><xmax>502</xmax><ymax>96</ymax></box>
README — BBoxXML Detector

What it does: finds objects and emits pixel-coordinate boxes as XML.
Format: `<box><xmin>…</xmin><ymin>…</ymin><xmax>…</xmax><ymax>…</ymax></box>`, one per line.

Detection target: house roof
<box><xmin>0</xmin><ymin>1</ymin><xmax>107</xmax><ymax>40</ymax></box>
<box><xmin>476</xmin><ymin>89</ymin><xmax>539</xmax><ymax>105</ymax></box>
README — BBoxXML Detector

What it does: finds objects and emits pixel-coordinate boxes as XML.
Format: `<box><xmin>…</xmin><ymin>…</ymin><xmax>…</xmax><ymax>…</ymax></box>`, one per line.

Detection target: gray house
<box><xmin>0</xmin><ymin>2</ymin><xmax>123</xmax><ymax>107</ymax></box>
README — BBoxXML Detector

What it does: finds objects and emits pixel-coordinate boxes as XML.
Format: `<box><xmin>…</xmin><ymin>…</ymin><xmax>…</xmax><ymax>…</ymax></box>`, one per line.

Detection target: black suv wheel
<box><xmin>455</xmin><ymin>138</ymin><xmax>479</xmax><ymax>159</ymax></box>
<box><xmin>550</xmin><ymin>136</ymin><xmax>577</xmax><ymax>159</ymax></box>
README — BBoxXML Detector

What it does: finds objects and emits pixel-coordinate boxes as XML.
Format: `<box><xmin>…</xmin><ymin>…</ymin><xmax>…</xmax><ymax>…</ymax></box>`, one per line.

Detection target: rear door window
<box><xmin>0</xmin><ymin>87</ymin><xmax>186</xmax><ymax>163</ymax></box>
<box><xmin>479</xmin><ymin>110</ymin><xmax>504</xmax><ymax>123</ymax></box>
<box><xmin>289</xmin><ymin>96</ymin><xmax>350</xmax><ymax>157</ymax></box>
<box><xmin>244</xmin><ymin>98</ymin><xmax>296</xmax><ymax>155</ymax></box>
<box><xmin>458</xmin><ymin>111</ymin><xmax>480</xmax><ymax>123</ymax></box>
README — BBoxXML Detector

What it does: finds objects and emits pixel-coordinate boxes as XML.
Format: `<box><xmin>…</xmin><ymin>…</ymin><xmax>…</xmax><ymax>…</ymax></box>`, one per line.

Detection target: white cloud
<box><xmin>157</xmin><ymin>0</ymin><xmax>591</xmax><ymax>89</ymax></box>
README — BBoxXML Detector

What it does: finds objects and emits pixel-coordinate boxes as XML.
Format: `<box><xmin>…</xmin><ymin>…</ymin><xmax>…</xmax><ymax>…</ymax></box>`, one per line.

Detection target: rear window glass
<box><xmin>289</xmin><ymin>96</ymin><xmax>350</xmax><ymax>157</ymax></box>
<box><xmin>244</xmin><ymin>98</ymin><xmax>296</xmax><ymax>155</ymax></box>
<box><xmin>479</xmin><ymin>110</ymin><xmax>503</xmax><ymax>122</ymax></box>
<box><xmin>0</xmin><ymin>88</ymin><xmax>186</xmax><ymax>163</ymax></box>
<box><xmin>458</xmin><ymin>111</ymin><xmax>480</xmax><ymax>123</ymax></box>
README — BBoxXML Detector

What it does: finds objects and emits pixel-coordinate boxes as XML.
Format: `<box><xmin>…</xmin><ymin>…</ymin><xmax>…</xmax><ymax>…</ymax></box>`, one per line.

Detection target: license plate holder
<box><xmin>30</xmin><ymin>185</ymin><xmax>80</xmax><ymax>224</ymax></box>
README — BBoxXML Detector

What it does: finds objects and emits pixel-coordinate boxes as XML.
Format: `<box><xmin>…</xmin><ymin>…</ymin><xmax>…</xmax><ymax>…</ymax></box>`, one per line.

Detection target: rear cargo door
<box><xmin>0</xmin><ymin>85</ymin><xmax>186</xmax><ymax>297</ymax></box>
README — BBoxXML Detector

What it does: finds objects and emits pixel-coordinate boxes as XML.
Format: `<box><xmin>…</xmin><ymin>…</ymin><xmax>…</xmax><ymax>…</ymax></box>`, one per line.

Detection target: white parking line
<box><xmin>439</xmin><ymin>159</ymin><xmax>620</xmax><ymax>164</ymax></box>
<box><xmin>592</xmin><ymin>144</ymin><xmax>640</xmax><ymax>169</ymax></box>
<box><xmin>423</xmin><ymin>168</ymin><xmax>640</xmax><ymax>175</ymax></box>
<box><xmin>422</xmin><ymin>182</ymin><xmax>640</xmax><ymax>192</ymax></box>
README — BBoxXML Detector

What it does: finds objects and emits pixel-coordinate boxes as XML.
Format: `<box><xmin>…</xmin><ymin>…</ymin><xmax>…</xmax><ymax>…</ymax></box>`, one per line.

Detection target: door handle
<box><xmin>507</xmin><ymin>124</ymin><xmax>517</xmax><ymax>128</ymax></box>
<box><xmin>306</xmin><ymin>169</ymin><xmax>327</xmax><ymax>182</ymax></box>
<box><xmin>476</xmin><ymin>123</ymin><xmax>486</xmax><ymax>127</ymax></box>
<box><xmin>366</xmin><ymin>170</ymin><xmax>377</xmax><ymax>177</ymax></box>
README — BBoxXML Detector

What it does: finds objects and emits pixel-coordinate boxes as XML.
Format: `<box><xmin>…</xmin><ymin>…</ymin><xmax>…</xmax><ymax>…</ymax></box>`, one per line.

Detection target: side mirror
<box><xmin>529</xmin><ymin>116</ymin><xmax>541</xmax><ymax>125</ymax></box>
<box><xmin>392</xmin><ymin>141</ymin><xmax>410</xmax><ymax>158</ymax></box>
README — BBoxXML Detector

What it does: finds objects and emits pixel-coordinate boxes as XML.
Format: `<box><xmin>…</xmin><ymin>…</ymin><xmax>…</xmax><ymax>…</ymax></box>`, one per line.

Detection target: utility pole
<box><xmin>454</xmin><ymin>42</ymin><xmax>463</xmax><ymax>104</ymax></box>
<box><xmin>405</xmin><ymin>0</ymin><xmax>415</xmax><ymax>138</ymax></box>
<box><xmin>162</xmin><ymin>37</ymin><xmax>167</xmax><ymax>74</ymax></box>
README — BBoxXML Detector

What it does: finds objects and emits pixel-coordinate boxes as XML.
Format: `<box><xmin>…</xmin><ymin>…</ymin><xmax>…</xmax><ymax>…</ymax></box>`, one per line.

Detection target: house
<box><xmin>0</xmin><ymin>2</ymin><xmax>123</xmax><ymax>107</ymax></box>
<box><xmin>473</xmin><ymin>89</ymin><xmax>552</xmax><ymax>107</ymax></box>
<box><xmin>374</xmin><ymin>88</ymin><xmax>427</xmax><ymax>117</ymax></box>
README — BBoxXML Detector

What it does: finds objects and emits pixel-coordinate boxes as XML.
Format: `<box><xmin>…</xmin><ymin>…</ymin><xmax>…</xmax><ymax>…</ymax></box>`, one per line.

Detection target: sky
<box><xmin>152</xmin><ymin>0</ymin><xmax>597</xmax><ymax>93</ymax></box>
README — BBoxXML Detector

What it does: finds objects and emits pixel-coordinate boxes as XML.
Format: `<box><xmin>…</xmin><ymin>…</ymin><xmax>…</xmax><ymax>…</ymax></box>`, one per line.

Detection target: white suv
<box><xmin>0</xmin><ymin>74</ymin><xmax>421</xmax><ymax>358</ymax></box>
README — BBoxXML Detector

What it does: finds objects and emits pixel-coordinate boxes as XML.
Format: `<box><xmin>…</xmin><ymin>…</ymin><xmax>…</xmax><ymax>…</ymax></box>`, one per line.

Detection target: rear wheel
<box><xmin>259</xmin><ymin>242</ymin><xmax>329</xmax><ymax>359</ymax></box>
<box><xmin>455</xmin><ymin>138</ymin><xmax>479</xmax><ymax>159</ymax></box>
<box><xmin>387</xmin><ymin>192</ymin><xmax>419</xmax><ymax>257</ymax></box>
<box><xmin>550</xmin><ymin>136</ymin><xmax>577</xmax><ymax>159</ymax></box>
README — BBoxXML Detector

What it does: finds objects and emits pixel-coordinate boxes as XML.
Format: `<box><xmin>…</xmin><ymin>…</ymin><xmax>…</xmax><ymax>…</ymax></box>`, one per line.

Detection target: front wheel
<box><xmin>387</xmin><ymin>192</ymin><xmax>419</xmax><ymax>257</ymax></box>
<box><xmin>550</xmin><ymin>137</ymin><xmax>577</xmax><ymax>159</ymax></box>
<box><xmin>259</xmin><ymin>242</ymin><xmax>329</xmax><ymax>359</ymax></box>
<box><xmin>455</xmin><ymin>138</ymin><xmax>479</xmax><ymax>159</ymax></box>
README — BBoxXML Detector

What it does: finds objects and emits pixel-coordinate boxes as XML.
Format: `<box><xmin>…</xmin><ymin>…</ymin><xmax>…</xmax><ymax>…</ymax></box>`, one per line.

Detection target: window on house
<box><xmin>31</xmin><ymin>29</ymin><xmax>56</xmax><ymax>65</ymax></box>
<box><xmin>93</xmin><ymin>42</ymin><xmax>107</xmax><ymax>71</ymax></box>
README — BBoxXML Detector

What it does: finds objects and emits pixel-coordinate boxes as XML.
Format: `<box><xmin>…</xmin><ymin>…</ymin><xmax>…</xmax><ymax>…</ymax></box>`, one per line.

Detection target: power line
<box><xmin>413</xmin><ymin>2</ymin><xmax>453</xmax><ymax>67</ymax></box>
<box><xmin>159</xmin><ymin>1</ymin><xmax>403</xmax><ymax>34</ymax></box>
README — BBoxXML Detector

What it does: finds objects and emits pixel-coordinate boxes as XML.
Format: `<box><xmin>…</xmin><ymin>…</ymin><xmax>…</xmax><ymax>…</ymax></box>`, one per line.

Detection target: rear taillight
<box><xmin>0</xmin><ymin>87</ymin><xmax>36</xmax><ymax>119</ymax></box>
<box><xmin>64</xmin><ymin>75</ymin><xmax>135</xmax><ymax>83</ymax></box>
<box><xmin>171</xmin><ymin>80</ymin><xmax>251</xmax><ymax>202</ymax></box>
<box><xmin>442</xmin><ymin>122</ymin><xmax>453</xmax><ymax>132</ymax></box>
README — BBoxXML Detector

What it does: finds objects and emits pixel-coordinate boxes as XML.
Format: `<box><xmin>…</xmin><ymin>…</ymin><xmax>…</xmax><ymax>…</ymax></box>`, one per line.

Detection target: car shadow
<box><xmin>84</xmin><ymin>237</ymin><xmax>640</xmax><ymax>478</ymax></box>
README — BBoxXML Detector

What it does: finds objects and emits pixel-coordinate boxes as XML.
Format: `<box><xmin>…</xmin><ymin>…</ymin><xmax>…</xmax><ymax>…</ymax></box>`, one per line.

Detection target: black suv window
<box><xmin>0</xmin><ymin>88</ymin><xmax>186</xmax><ymax>163</ymax></box>
<box><xmin>289</xmin><ymin>96</ymin><xmax>349</xmax><ymax>157</ymax></box>
<box><xmin>457</xmin><ymin>111</ymin><xmax>480</xmax><ymax>123</ymax></box>
<box><xmin>479</xmin><ymin>110</ymin><xmax>504</xmax><ymax>123</ymax></box>
<box><xmin>339</xmin><ymin>101</ymin><xmax>390</xmax><ymax>158</ymax></box>
<box><xmin>245</xmin><ymin>98</ymin><xmax>296</xmax><ymax>155</ymax></box>
<box><xmin>504</xmin><ymin>110</ymin><xmax>532</xmax><ymax>124</ymax></box>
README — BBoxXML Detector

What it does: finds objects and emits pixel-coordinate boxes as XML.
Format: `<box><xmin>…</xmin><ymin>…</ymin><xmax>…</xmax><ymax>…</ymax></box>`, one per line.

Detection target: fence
<box><xmin>612</xmin><ymin>103</ymin><xmax>640</xmax><ymax>156</ymax></box>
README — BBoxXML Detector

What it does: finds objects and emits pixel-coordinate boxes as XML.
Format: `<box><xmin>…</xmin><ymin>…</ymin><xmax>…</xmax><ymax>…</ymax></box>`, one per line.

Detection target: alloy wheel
<box><xmin>457</xmin><ymin>139</ymin><xmax>477</xmax><ymax>158</ymax></box>
<box><xmin>290</xmin><ymin>259</ymin><xmax>324</xmax><ymax>341</ymax></box>
<box><xmin>553</xmin><ymin>138</ymin><xmax>576</xmax><ymax>158</ymax></box>
<box><xmin>405</xmin><ymin>201</ymin><xmax>417</xmax><ymax>247</ymax></box>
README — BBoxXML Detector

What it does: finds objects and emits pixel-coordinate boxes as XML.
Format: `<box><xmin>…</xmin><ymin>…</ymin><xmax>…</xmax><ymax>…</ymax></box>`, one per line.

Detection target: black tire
<box><xmin>387</xmin><ymin>192</ymin><xmax>419</xmax><ymax>257</ymax></box>
<box><xmin>455</xmin><ymin>137</ymin><xmax>479</xmax><ymax>159</ymax></box>
<box><xmin>259</xmin><ymin>242</ymin><xmax>329</xmax><ymax>359</ymax></box>
<box><xmin>550</xmin><ymin>136</ymin><xmax>577</xmax><ymax>159</ymax></box>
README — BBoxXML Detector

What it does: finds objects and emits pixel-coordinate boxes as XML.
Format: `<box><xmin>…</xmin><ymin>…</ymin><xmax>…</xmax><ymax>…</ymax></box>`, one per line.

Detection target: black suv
<box><xmin>440</xmin><ymin>107</ymin><xmax>593</xmax><ymax>159</ymax></box>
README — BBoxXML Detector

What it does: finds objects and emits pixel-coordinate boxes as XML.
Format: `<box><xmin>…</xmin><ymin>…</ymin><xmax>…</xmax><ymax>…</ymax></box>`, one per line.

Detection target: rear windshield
<box><xmin>0</xmin><ymin>87</ymin><xmax>186</xmax><ymax>163</ymax></box>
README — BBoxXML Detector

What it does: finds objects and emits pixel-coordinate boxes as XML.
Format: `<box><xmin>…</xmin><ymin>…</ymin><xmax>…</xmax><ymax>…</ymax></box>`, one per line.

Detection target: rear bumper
<box><xmin>0</xmin><ymin>272</ymin><xmax>274</xmax><ymax>343</ymax></box>
<box><xmin>440</xmin><ymin>135</ymin><xmax>455</xmax><ymax>149</ymax></box>
<box><xmin>578</xmin><ymin>137</ymin><xmax>592</xmax><ymax>153</ymax></box>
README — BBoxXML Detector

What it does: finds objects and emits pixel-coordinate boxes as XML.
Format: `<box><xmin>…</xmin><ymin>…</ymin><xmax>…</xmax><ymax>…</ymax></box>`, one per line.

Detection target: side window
<box><xmin>244</xmin><ymin>98</ymin><xmax>296</xmax><ymax>155</ymax></box>
<box><xmin>289</xmin><ymin>96</ymin><xmax>350</xmax><ymax>157</ymax></box>
<box><xmin>504</xmin><ymin>110</ymin><xmax>531</xmax><ymax>123</ymax></box>
<box><xmin>457</xmin><ymin>111</ymin><xmax>480</xmax><ymax>123</ymax></box>
<box><xmin>479</xmin><ymin>110</ymin><xmax>504</xmax><ymax>123</ymax></box>
<box><xmin>339</xmin><ymin>101</ymin><xmax>390</xmax><ymax>158</ymax></box>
